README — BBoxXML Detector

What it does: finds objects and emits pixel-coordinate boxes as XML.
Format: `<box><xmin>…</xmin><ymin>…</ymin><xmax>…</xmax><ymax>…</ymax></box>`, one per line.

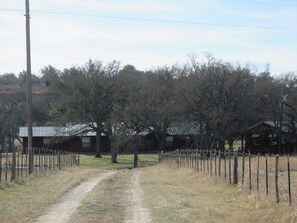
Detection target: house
<box><xmin>19</xmin><ymin>122</ymin><xmax>203</xmax><ymax>153</ymax></box>
<box><xmin>164</xmin><ymin>122</ymin><xmax>203</xmax><ymax>150</ymax></box>
<box><xmin>244</xmin><ymin>121</ymin><xmax>292</xmax><ymax>154</ymax></box>
<box><xmin>19</xmin><ymin>125</ymin><xmax>110</xmax><ymax>153</ymax></box>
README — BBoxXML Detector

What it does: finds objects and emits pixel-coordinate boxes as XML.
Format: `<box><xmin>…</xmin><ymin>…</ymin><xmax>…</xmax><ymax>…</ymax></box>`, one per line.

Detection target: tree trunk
<box><xmin>218</xmin><ymin>139</ymin><xmax>225</xmax><ymax>152</ymax></box>
<box><xmin>11</xmin><ymin>138</ymin><xmax>16</xmax><ymax>181</ymax></box>
<box><xmin>157</xmin><ymin>133</ymin><xmax>166</xmax><ymax>153</ymax></box>
<box><xmin>95</xmin><ymin>128</ymin><xmax>102</xmax><ymax>158</ymax></box>
<box><xmin>111</xmin><ymin>144</ymin><xmax>118</xmax><ymax>163</ymax></box>
<box><xmin>134</xmin><ymin>145</ymin><xmax>138</xmax><ymax>168</ymax></box>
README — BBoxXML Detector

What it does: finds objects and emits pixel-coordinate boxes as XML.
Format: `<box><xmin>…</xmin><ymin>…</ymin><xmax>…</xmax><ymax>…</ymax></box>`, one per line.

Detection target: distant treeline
<box><xmin>0</xmin><ymin>55</ymin><xmax>297</xmax><ymax>156</ymax></box>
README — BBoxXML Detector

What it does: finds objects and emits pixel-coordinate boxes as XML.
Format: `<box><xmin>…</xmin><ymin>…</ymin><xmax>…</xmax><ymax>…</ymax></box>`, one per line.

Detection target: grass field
<box><xmin>141</xmin><ymin>163</ymin><xmax>297</xmax><ymax>223</ymax></box>
<box><xmin>0</xmin><ymin>154</ymin><xmax>158</xmax><ymax>222</ymax></box>
<box><xmin>79</xmin><ymin>153</ymin><xmax>159</xmax><ymax>170</ymax></box>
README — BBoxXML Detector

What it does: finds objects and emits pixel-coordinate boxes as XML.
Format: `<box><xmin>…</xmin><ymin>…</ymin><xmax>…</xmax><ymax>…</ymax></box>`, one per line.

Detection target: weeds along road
<box><xmin>32</xmin><ymin>170</ymin><xmax>152</xmax><ymax>223</ymax></box>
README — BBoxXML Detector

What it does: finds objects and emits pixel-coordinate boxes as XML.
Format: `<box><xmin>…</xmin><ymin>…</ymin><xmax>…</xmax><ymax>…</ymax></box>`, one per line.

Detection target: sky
<box><xmin>0</xmin><ymin>0</ymin><xmax>296</xmax><ymax>76</ymax></box>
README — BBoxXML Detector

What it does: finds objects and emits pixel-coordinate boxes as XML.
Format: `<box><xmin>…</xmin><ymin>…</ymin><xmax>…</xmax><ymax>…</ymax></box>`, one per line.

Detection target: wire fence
<box><xmin>0</xmin><ymin>147</ymin><xmax>79</xmax><ymax>184</ymax></box>
<box><xmin>160</xmin><ymin>149</ymin><xmax>296</xmax><ymax>204</ymax></box>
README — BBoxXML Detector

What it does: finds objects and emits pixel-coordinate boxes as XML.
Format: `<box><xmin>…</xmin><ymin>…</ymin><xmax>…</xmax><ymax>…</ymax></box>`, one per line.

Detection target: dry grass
<box><xmin>68</xmin><ymin>171</ymin><xmax>132</xmax><ymax>223</ymax></box>
<box><xmin>141</xmin><ymin>163</ymin><xmax>297</xmax><ymax>223</ymax></box>
<box><xmin>0</xmin><ymin>167</ymin><xmax>102</xmax><ymax>223</ymax></box>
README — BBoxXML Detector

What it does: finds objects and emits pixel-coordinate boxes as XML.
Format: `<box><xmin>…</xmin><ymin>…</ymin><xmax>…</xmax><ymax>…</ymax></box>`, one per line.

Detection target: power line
<box><xmin>35</xmin><ymin>10</ymin><xmax>297</xmax><ymax>31</ymax></box>
<box><xmin>219</xmin><ymin>0</ymin><xmax>297</xmax><ymax>7</ymax></box>
<box><xmin>1</xmin><ymin>8</ymin><xmax>296</xmax><ymax>31</ymax></box>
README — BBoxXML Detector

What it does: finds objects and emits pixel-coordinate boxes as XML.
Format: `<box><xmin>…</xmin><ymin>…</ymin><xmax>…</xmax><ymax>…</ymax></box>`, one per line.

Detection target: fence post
<box><xmin>275</xmin><ymin>154</ymin><xmax>279</xmax><ymax>203</ymax></box>
<box><xmin>249</xmin><ymin>151</ymin><xmax>252</xmax><ymax>192</ymax></box>
<box><xmin>17</xmin><ymin>151</ymin><xmax>20</xmax><ymax>180</ymax></box>
<box><xmin>201</xmin><ymin>150</ymin><xmax>203</xmax><ymax>172</ymax></box>
<box><xmin>218</xmin><ymin>150</ymin><xmax>221</xmax><ymax>177</ymax></box>
<box><xmin>38</xmin><ymin>148</ymin><xmax>41</xmax><ymax>172</ymax></box>
<box><xmin>233</xmin><ymin>149</ymin><xmax>238</xmax><ymax>184</ymax></box>
<box><xmin>21</xmin><ymin>152</ymin><xmax>24</xmax><ymax>178</ymax></box>
<box><xmin>207</xmin><ymin>151</ymin><xmax>209</xmax><ymax>173</ymax></box>
<box><xmin>242</xmin><ymin>152</ymin><xmax>245</xmax><ymax>184</ymax></box>
<box><xmin>224</xmin><ymin>151</ymin><xmax>227</xmax><ymax>181</ymax></box>
<box><xmin>265</xmin><ymin>154</ymin><xmax>268</xmax><ymax>195</ymax></box>
<box><xmin>210</xmin><ymin>151</ymin><xmax>213</xmax><ymax>176</ymax></box>
<box><xmin>0</xmin><ymin>152</ymin><xmax>2</xmax><ymax>183</ymax></box>
<box><xmin>203</xmin><ymin>151</ymin><xmax>205</xmax><ymax>172</ymax></box>
<box><xmin>229</xmin><ymin>150</ymin><xmax>232</xmax><ymax>184</ymax></box>
<box><xmin>58</xmin><ymin>150</ymin><xmax>61</xmax><ymax>170</ymax></box>
<box><xmin>287</xmin><ymin>154</ymin><xmax>291</xmax><ymax>204</ymax></box>
<box><xmin>25</xmin><ymin>150</ymin><xmax>28</xmax><ymax>177</ymax></box>
<box><xmin>215</xmin><ymin>150</ymin><xmax>217</xmax><ymax>176</ymax></box>
<box><xmin>34</xmin><ymin>148</ymin><xmax>36</xmax><ymax>174</ymax></box>
<box><xmin>5</xmin><ymin>149</ymin><xmax>8</xmax><ymax>182</ymax></box>
<box><xmin>257</xmin><ymin>154</ymin><xmax>260</xmax><ymax>191</ymax></box>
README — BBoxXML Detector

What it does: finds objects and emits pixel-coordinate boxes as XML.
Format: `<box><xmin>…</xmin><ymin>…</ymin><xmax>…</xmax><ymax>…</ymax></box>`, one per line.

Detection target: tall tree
<box><xmin>180</xmin><ymin>56</ymin><xmax>257</xmax><ymax>150</ymax></box>
<box><xmin>52</xmin><ymin>60</ymin><xmax>120</xmax><ymax>157</ymax></box>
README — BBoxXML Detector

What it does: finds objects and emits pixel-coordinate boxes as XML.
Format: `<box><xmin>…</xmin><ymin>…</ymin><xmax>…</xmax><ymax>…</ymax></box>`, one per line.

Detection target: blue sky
<box><xmin>0</xmin><ymin>0</ymin><xmax>296</xmax><ymax>76</ymax></box>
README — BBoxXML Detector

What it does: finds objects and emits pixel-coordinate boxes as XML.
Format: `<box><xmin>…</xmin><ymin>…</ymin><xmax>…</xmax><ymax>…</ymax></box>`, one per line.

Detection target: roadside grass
<box><xmin>0</xmin><ymin>153</ymin><xmax>158</xmax><ymax>223</ymax></box>
<box><xmin>0</xmin><ymin>168</ymin><xmax>102</xmax><ymax>223</ymax></box>
<box><xmin>79</xmin><ymin>153</ymin><xmax>159</xmax><ymax>170</ymax></box>
<box><xmin>69</xmin><ymin>171</ymin><xmax>131</xmax><ymax>223</ymax></box>
<box><xmin>141</xmin><ymin>163</ymin><xmax>297</xmax><ymax>223</ymax></box>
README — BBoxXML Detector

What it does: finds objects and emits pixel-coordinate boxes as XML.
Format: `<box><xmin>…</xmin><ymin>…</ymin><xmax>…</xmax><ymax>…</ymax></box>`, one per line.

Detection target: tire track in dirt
<box><xmin>125</xmin><ymin>171</ymin><xmax>152</xmax><ymax>223</ymax></box>
<box><xmin>33</xmin><ymin>171</ymin><xmax>117</xmax><ymax>223</ymax></box>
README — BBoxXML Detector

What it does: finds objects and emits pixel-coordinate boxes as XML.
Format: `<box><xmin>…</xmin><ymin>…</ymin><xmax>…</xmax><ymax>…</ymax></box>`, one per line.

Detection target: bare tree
<box><xmin>52</xmin><ymin>60</ymin><xmax>120</xmax><ymax>157</ymax></box>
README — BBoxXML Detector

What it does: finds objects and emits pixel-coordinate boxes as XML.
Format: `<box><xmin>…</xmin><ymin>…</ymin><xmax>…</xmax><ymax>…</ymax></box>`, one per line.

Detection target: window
<box><xmin>166</xmin><ymin>136</ymin><xmax>173</xmax><ymax>147</ymax></box>
<box><xmin>82</xmin><ymin>137</ymin><xmax>91</xmax><ymax>149</ymax></box>
<box><xmin>268</xmin><ymin>134</ymin><xmax>277</xmax><ymax>145</ymax></box>
<box><xmin>43</xmin><ymin>138</ymin><xmax>51</xmax><ymax>145</ymax></box>
<box><xmin>252</xmin><ymin>134</ymin><xmax>261</xmax><ymax>145</ymax></box>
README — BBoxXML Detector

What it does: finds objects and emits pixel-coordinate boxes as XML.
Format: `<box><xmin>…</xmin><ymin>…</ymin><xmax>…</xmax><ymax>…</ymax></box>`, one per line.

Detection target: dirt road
<box><xmin>32</xmin><ymin>170</ymin><xmax>152</xmax><ymax>223</ymax></box>
<box><xmin>125</xmin><ymin>171</ymin><xmax>152</xmax><ymax>223</ymax></box>
<box><xmin>33</xmin><ymin>171</ymin><xmax>117</xmax><ymax>223</ymax></box>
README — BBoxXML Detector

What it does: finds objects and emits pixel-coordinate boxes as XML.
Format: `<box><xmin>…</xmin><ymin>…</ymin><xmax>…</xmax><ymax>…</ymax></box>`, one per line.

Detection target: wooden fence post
<box><xmin>0</xmin><ymin>152</ymin><xmax>2</xmax><ymax>183</ymax></box>
<box><xmin>25</xmin><ymin>150</ymin><xmax>28</xmax><ymax>177</ymax></box>
<box><xmin>58</xmin><ymin>150</ymin><xmax>61</xmax><ymax>170</ymax></box>
<box><xmin>275</xmin><ymin>154</ymin><xmax>279</xmax><ymax>203</ymax></box>
<box><xmin>21</xmin><ymin>152</ymin><xmax>23</xmax><ymax>178</ymax></box>
<box><xmin>233</xmin><ymin>149</ymin><xmax>238</xmax><ymax>184</ymax></box>
<box><xmin>17</xmin><ymin>151</ymin><xmax>20</xmax><ymax>180</ymax></box>
<box><xmin>210</xmin><ymin>151</ymin><xmax>213</xmax><ymax>176</ymax></box>
<box><xmin>287</xmin><ymin>154</ymin><xmax>291</xmax><ymax>204</ymax></box>
<box><xmin>257</xmin><ymin>154</ymin><xmax>260</xmax><ymax>191</ymax></box>
<box><xmin>207</xmin><ymin>151</ymin><xmax>209</xmax><ymax>173</ymax></box>
<box><xmin>265</xmin><ymin>154</ymin><xmax>268</xmax><ymax>195</ymax></box>
<box><xmin>215</xmin><ymin>150</ymin><xmax>217</xmax><ymax>176</ymax></box>
<box><xmin>218</xmin><ymin>150</ymin><xmax>221</xmax><ymax>177</ymax></box>
<box><xmin>201</xmin><ymin>150</ymin><xmax>203</xmax><ymax>172</ymax></box>
<box><xmin>229</xmin><ymin>150</ymin><xmax>232</xmax><ymax>184</ymax></box>
<box><xmin>249</xmin><ymin>151</ymin><xmax>252</xmax><ymax>192</ymax></box>
<box><xmin>224</xmin><ymin>151</ymin><xmax>227</xmax><ymax>181</ymax></box>
<box><xmin>38</xmin><ymin>148</ymin><xmax>41</xmax><ymax>172</ymax></box>
<box><xmin>242</xmin><ymin>152</ymin><xmax>245</xmax><ymax>184</ymax></box>
<box><xmin>5</xmin><ymin>150</ymin><xmax>8</xmax><ymax>182</ymax></box>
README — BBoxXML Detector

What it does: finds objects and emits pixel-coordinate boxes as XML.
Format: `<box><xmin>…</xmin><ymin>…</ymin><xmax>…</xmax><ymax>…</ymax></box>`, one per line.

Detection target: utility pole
<box><xmin>25</xmin><ymin>0</ymin><xmax>33</xmax><ymax>174</ymax></box>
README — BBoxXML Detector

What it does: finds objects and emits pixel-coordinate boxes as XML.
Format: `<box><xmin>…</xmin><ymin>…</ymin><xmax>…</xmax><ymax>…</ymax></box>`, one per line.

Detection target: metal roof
<box><xmin>19</xmin><ymin>125</ymin><xmax>97</xmax><ymax>137</ymax></box>
<box><xmin>167</xmin><ymin>122</ymin><xmax>202</xmax><ymax>135</ymax></box>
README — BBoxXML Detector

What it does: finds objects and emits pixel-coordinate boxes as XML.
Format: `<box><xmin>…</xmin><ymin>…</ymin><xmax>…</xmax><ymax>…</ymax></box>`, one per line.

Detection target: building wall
<box><xmin>22</xmin><ymin>136</ymin><xmax>111</xmax><ymax>153</ymax></box>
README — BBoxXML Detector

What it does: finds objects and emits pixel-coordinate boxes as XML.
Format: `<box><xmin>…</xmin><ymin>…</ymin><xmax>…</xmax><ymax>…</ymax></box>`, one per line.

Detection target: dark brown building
<box><xmin>244</xmin><ymin>121</ymin><xmax>288</xmax><ymax>154</ymax></box>
<box><xmin>19</xmin><ymin>126</ymin><xmax>110</xmax><ymax>153</ymax></box>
